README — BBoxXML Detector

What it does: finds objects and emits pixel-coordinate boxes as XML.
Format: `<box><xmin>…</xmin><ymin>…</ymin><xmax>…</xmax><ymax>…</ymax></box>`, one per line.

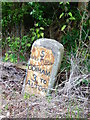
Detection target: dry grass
<box><xmin>0</xmin><ymin>43</ymin><xmax>89</xmax><ymax>119</ymax></box>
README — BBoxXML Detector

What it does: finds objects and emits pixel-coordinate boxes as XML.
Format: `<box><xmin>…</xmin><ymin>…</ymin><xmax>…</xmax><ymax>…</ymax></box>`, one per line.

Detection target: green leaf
<box><xmin>31</xmin><ymin>37</ymin><xmax>35</xmax><ymax>41</ymax></box>
<box><xmin>61</xmin><ymin>25</ymin><xmax>66</xmax><ymax>31</ymax></box>
<box><xmin>59</xmin><ymin>2</ymin><xmax>63</xmax><ymax>5</ymax></box>
<box><xmin>40</xmin><ymin>27</ymin><xmax>44</xmax><ymax>30</ymax></box>
<box><xmin>5</xmin><ymin>53</ymin><xmax>8</xmax><ymax>57</ymax></box>
<box><xmin>68</xmin><ymin>12</ymin><xmax>72</xmax><ymax>17</ymax></box>
<box><xmin>40</xmin><ymin>33</ymin><xmax>44</xmax><ymax>38</ymax></box>
<box><xmin>66</xmin><ymin>2</ymin><xmax>69</xmax><ymax>5</ymax></box>
<box><xmin>5</xmin><ymin>53</ymin><xmax>9</xmax><ymax>61</ymax></box>
<box><xmin>59</xmin><ymin>13</ymin><xmax>64</xmax><ymax>19</ymax></box>
<box><xmin>9</xmin><ymin>54</ymin><xmax>17</xmax><ymax>63</ymax></box>
<box><xmin>27</xmin><ymin>43</ymin><xmax>31</xmax><ymax>47</ymax></box>
<box><xmin>8</xmin><ymin>51</ymin><xmax>11</xmax><ymax>53</ymax></box>
<box><xmin>37</xmin><ymin>34</ymin><xmax>40</xmax><ymax>38</ymax></box>
<box><xmin>21</xmin><ymin>42</ymin><xmax>25</xmax><ymax>45</ymax></box>
<box><xmin>20</xmin><ymin>55</ymin><xmax>25</xmax><ymax>61</ymax></box>
<box><xmin>10</xmin><ymin>58</ymin><xmax>14</xmax><ymax>62</ymax></box>
<box><xmin>36</xmin><ymin>28</ymin><xmax>39</xmax><ymax>33</ymax></box>
<box><xmin>69</xmin><ymin>17</ymin><xmax>75</xmax><ymax>20</ymax></box>
<box><xmin>82</xmin><ymin>79</ymin><xmax>88</xmax><ymax>86</ymax></box>
<box><xmin>35</xmin><ymin>23</ymin><xmax>38</xmax><ymax>27</ymax></box>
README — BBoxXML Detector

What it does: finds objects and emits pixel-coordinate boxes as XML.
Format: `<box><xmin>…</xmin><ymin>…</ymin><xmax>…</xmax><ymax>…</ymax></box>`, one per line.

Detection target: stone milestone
<box><xmin>23</xmin><ymin>38</ymin><xmax>64</xmax><ymax>96</ymax></box>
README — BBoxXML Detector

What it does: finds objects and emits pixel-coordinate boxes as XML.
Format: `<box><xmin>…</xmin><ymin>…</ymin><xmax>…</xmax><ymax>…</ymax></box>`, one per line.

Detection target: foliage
<box><xmin>60</xmin><ymin>2</ymin><xmax>89</xmax><ymax>60</ymax></box>
<box><xmin>2</xmin><ymin>3</ymin><xmax>29</xmax><ymax>27</ymax></box>
<box><xmin>61</xmin><ymin>30</ymin><xmax>79</xmax><ymax>51</ymax></box>
<box><xmin>3</xmin><ymin>24</ymin><xmax>44</xmax><ymax>63</ymax></box>
<box><xmin>2</xmin><ymin>2</ymin><xmax>53</xmax><ymax>62</ymax></box>
<box><xmin>29</xmin><ymin>23</ymin><xmax>44</xmax><ymax>41</ymax></box>
<box><xmin>61</xmin><ymin>6</ymin><xmax>90</xmax><ymax>73</ymax></box>
<box><xmin>2</xmin><ymin>2</ymin><xmax>89</xmax><ymax>64</ymax></box>
<box><xmin>59</xmin><ymin>2</ymin><xmax>76</xmax><ymax>31</ymax></box>
<box><xmin>2</xmin><ymin>2</ymin><xmax>53</xmax><ymax>31</ymax></box>
<box><xmin>29</xmin><ymin>2</ymin><xmax>52</xmax><ymax>26</ymax></box>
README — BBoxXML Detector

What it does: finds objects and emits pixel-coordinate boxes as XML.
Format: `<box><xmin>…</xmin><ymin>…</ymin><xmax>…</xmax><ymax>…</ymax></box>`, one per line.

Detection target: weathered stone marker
<box><xmin>22</xmin><ymin>38</ymin><xmax>64</xmax><ymax>96</ymax></box>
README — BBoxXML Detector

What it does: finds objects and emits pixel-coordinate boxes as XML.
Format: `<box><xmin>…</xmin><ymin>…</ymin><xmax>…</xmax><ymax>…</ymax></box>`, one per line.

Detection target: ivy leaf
<box><xmin>59</xmin><ymin>13</ymin><xmax>64</xmax><ymax>19</ymax></box>
<box><xmin>68</xmin><ymin>12</ymin><xmax>72</xmax><ymax>17</ymax></box>
<box><xmin>61</xmin><ymin>25</ymin><xmax>66</xmax><ymax>31</ymax></box>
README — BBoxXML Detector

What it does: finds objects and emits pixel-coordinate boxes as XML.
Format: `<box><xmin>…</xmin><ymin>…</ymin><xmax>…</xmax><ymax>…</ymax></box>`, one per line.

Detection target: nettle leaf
<box><xmin>68</xmin><ymin>12</ymin><xmax>72</xmax><ymax>17</ymax></box>
<box><xmin>59</xmin><ymin>13</ymin><xmax>64</xmax><ymax>19</ymax></box>
<box><xmin>61</xmin><ymin>25</ymin><xmax>66</xmax><ymax>31</ymax></box>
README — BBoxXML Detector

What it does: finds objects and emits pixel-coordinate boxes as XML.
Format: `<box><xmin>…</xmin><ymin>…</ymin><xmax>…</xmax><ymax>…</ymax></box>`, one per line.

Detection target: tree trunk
<box><xmin>20</xmin><ymin>3</ymin><xmax>25</xmax><ymax>38</ymax></box>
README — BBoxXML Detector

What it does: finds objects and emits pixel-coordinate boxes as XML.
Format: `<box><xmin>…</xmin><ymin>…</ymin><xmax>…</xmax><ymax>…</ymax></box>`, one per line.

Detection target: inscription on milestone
<box><xmin>22</xmin><ymin>38</ymin><xmax>64</xmax><ymax>96</ymax></box>
<box><xmin>25</xmin><ymin>47</ymin><xmax>54</xmax><ymax>96</ymax></box>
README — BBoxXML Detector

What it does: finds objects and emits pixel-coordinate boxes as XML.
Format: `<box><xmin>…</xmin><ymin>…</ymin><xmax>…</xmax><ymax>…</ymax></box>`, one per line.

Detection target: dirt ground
<box><xmin>0</xmin><ymin>61</ymin><xmax>89</xmax><ymax>119</ymax></box>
